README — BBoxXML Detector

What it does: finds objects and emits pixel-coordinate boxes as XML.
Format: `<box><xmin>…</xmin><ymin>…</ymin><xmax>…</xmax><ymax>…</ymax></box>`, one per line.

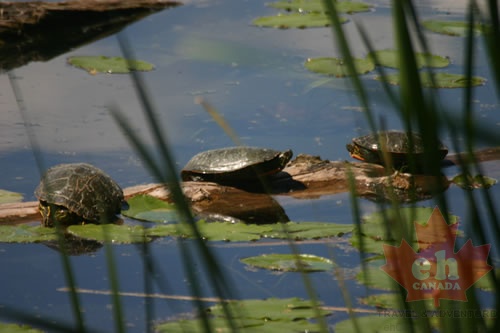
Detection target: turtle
<box><xmin>346</xmin><ymin>131</ymin><xmax>448</xmax><ymax>168</ymax></box>
<box><xmin>181</xmin><ymin>147</ymin><xmax>293</xmax><ymax>182</ymax></box>
<box><xmin>34</xmin><ymin>163</ymin><xmax>126</xmax><ymax>227</ymax></box>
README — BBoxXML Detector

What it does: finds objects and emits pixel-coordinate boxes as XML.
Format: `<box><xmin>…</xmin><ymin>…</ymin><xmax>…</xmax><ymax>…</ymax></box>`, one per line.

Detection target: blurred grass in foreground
<box><xmin>5</xmin><ymin>1</ymin><xmax>499</xmax><ymax>332</ymax></box>
<box><xmin>322</xmin><ymin>0</ymin><xmax>500</xmax><ymax>332</ymax></box>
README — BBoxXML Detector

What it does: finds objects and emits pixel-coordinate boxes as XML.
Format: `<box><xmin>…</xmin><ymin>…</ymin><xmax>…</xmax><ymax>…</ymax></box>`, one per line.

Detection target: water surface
<box><xmin>1</xmin><ymin>0</ymin><xmax>499</xmax><ymax>331</ymax></box>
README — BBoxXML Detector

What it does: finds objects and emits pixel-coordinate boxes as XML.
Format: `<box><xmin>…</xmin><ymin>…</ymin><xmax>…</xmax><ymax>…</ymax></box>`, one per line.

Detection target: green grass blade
<box><xmin>8</xmin><ymin>71</ymin><xmax>87</xmax><ymax>332</ymax></box>
<box><xmin>114</xmin><ymin>33</ymin><xmax>242</xmax><ymax>333</ymax></box>
<box><xmin>321</xmin><ymin>0</ymin><xmax>376</xmax><ymax>133</ymax></box>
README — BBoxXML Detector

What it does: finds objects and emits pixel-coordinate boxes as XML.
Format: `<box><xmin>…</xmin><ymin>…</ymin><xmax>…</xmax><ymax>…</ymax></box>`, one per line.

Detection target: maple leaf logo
<box><xmin>380</xmin><ymin>207</ymin><xmax>492</xmax><ymax>307</ymax></box>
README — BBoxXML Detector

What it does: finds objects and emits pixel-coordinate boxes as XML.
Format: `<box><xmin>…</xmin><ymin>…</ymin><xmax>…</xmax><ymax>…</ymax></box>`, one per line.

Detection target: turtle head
<box><xmin>346</xmin><ymin>143</ymin><xmax>364</xmax><ymax>161</ymax></box>
<box><xmin>279</xmin><ymin>149</ymin><xmax>293</xmax><ymax>168</ymax></box>
<box><xmin>346</xmin><ymin>143</ymin><xmax>355</xmax><ymax>154</ymax></box>
<box><xmin>38</xmin><ymin>201</ymin><xmax>82</xmax><ymax>227</ymax></box>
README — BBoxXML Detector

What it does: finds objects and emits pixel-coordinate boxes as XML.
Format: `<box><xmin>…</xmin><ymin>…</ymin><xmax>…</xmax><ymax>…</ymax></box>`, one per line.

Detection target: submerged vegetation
<box><xmin>67</xmin><ymin>56</ymin><xmax>154</xmax><ymax>74</ymax></box>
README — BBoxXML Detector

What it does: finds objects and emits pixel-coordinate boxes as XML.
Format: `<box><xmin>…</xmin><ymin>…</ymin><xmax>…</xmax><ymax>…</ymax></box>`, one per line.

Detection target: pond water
<box><xmin>1</xmin><ymin>0</ymin><xmax>500</xmax><ymax>332</ymax></box>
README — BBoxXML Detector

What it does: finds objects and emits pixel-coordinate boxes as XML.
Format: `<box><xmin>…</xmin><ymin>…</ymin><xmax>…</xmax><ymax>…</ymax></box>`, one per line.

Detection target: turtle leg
<box><xmin>38</xmin><ymin>202</ymin><xmax>53</xmax><ymax>227</ymax></box>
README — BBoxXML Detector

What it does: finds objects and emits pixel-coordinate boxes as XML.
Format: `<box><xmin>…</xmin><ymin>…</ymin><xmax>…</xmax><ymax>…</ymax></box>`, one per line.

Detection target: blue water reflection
<box><xmin>1</xmin><ymin>0</ymin><xmax>499</xmax><ymax>331</ymax></box>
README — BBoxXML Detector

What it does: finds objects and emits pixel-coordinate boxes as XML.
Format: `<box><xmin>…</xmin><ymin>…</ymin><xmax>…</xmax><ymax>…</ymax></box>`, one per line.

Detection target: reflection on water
<box><xmin>1</xmin><ymin>0</ymin><xmax>499</xmax><ymax>331</ymax></box>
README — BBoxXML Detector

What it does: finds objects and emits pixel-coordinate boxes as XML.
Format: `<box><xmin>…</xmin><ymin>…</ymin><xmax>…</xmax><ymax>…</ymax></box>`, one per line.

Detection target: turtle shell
<box><xmin>181</xmin><ymin>147</ymin><xmax>293</xmax><ymax>182</ymax></box>
<box><xmin>346</xmin><ymin>131</ymin><xmax>448</xmax><ymax>167</ymax></box>
<box><xmin>35</xmin><ymin>163</ymin><xmax>124</xmax><ymax>226</ymax></box>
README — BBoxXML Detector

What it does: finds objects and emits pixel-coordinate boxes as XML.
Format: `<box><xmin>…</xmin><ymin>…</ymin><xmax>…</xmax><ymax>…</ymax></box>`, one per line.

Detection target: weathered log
<box><xmin>0</xmin><ymin>0</ymin><xmax>181</xmax><ymax>71</ymax></box>
<box><xmin>0</xmin><ymin>156</ymin><xmax>447</xmax><ymax>224</ymax></box>
<box><xmin>0</xmin><ymin>201</ymin><xmax>40</xmax><ymax>225</ymax></box>
<box><xmin>1</xmin><ymin>147</ymin><xmax>498</xmax><ymax>224</ymax></box>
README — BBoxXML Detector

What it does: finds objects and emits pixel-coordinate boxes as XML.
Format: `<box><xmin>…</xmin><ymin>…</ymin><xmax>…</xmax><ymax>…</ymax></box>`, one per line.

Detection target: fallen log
<box><xmin>0</xmin><ymin>155</ymin><xmax>450</xmax><ymax>224</ymax></box>
<box><xmin>1</xmin><ymin>147</ymin><xmax>499</xmax><ymax>224</ymax></box>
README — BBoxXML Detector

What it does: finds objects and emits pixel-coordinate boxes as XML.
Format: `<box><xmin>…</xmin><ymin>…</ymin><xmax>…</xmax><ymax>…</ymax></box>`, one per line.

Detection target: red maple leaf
<box><xmin>380</xmin><ymin>207</ymin><xmax>492</xmax><ymax>307</ymax></box>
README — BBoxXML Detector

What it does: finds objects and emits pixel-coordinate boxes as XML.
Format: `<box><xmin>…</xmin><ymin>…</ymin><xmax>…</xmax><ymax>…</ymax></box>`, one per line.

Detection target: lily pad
<box><xmin>156</xmin><ymin>317</ymin><xmax>263</xmax><ymax>333</ymax></box>
<box><xmin>360</xmin><ymin>207</ymin><xmax>457</xmax><ymax>240</ymax></box>
<box><xmin>0</xmin><ymin>225</ymin><xmax>58</xmax><ymax>243</ymax></box>
<box><xmin>67</xmin><ymin>56</ymin><xmax>154</xmax><ymax>74</ymax></box>
<box><xmin>156</xmin><ymin>297</ymin><xmax>330</xmax><ymax>332</ymax></box>
<box><xmin>209</xmin><ymin>297</ymin><xmax>330</xmax><ymax>320</ymax></box>
<box><xmin>147</xmin><ymin>220</ymin><xmax>270</xmax><ymax>242</ymax></box>
<box><xmin>350</xmin><ymin>207</ymin><xmax>458</xmax><ymax>254</ymax></box>
<box><xmin>422</xmin><ymin>20</ymin><xmax>484</xmax><ymax>37</ymax></box>
<box><xmin>266</xmin><ymin>221</ymin><xmax>352</xmax><ymax>239</ymax></box>
<box><xmin>241</xmin><ymin>253</ymin><xmax>334</xmax><ymax>272</ymax></box>
<box><xmin>122</xmin><ymin>194</ymin><xmax>178</xmax><ymax>223</ymax></box>
<box><xmin>350</xmin><ymin>233</ymin><xmax>398</xmax><ymax>255</ymax></box>
<box><xmin>359</xmin><ymin>293</ymin><xmax>402</xmax><ymax>309</ymax></box>
<box><xmin>305</xmin><ymin>57</ymin><xmax>375</xmax><ymax>77</ymax></box>
<box><xmin>156</xmin><ymin>316</ymin><xmax>321</xmax><ymax>333</ymax></box>
<box><xmin>356</xmin><ymin>265</ymin><xmax>400</xmax><ymax>290</ymax></box>
<box><xmin>474</xmin><ymin>269</ymin><xmax>497</xmax><ymax>291</ymax></box>
<box><xmin>267</xmin><ymin>0</ymin><xmax>373</xmax><ymax>14</ymax></box>
<box><xmin>452</xmin><ymin>173</ymin><xmax>497</xmax><ymax>190</ymax></box>
<box><xmin>67</xmin><ymin>224</ymin><xmax>151</xmax><ymax>244</ymax></box>
<box><xmin>147</xmin><ymin>220</ymin><xmax>352</xmax><ymax>242</ymax></box>
<box><xmin>359</xmin><ymin>293</ymin><xmax>434</xmax><ymax>309</ymax></box>
<box><xmin>368</xmin><ymin>49</ymin><xmax>450</xmax><ymax>69</ymax></box>
<box><xmin>334</xmin><ymin>314</ymin><xmax>412</xmax><ymax>333</ymax></box>
<box><xmin>0</xmin><ymin>189</ymin><xmax>23</xmax><ymax>204</ymax></box>
<box><xmin>253</xmin><ymin>12</ymin><xmax>346</xmax><ymax>29</ymax></box>
<box><xmin>0</xmin><ymin>322</ymin><xmax>44</xmax><ymax>333</ymax></box>
<box><xmin>376</xmin><ymin>72</ymin><xmax>486</xmax><ymax>88</ymax></box>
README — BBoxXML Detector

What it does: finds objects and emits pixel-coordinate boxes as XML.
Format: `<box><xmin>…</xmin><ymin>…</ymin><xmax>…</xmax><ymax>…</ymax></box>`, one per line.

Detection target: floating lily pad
<box><xmin>267</xmin><ymin>0</ymin><xmax>373</xmax><ymax>14</ymax></box>
<box><xmin>305</xmin><ymin>57</ymin><xmax>375</xmax><ymax>77</ymax></box>
<box><xmin>122</xmin><ymin>194</ymin><xmax>178</xmax><ymax>223</ymax></box>
<box><xmin>0</xmin><ymin>225</ymin><xmax>58</xmax><ymax>243</ymax></box>
<box><xmin>209</xmin><ymin>297</ymin><xmax>330</xmax><ymax>320</ymax></box>
<box><xmin>147</xmin><ymin>220</ymin><xmax>270</xmax><ymax>242</ymax></box>
<box><xmin>334</xmin><ymin>314</ymin><xmax>411</xmax><ymax>333</ymax></box>
<box><xmin>253</xmin><ymin>12</ymin><xmax>346</xmax><ymax>29</ymax></box>
<box><xmin>241</xmin><ymin>253</ymin><xmax>334</xmax><ymax>272</ymax></box>
<box><xmin>368</xmin><ymin>49</ymin><xmax>450</xmax><ymax>69</ymax></box>
<box><xmin>156</xmin><ymin>316</ymin><xmax>320</xmax><ymax>333</ymax></box>
<box><xmin>419</xmin><ymin>72</ymin><xmax>486</xmax><ymax>88</ymax></box>
<box><xmin>356</xmin><ymin>265</ymin><xmax>400</xmax><ymax>290</ymax></box>
<box><xmin>350</xmin><ymin>207</ymin><xmax>458</xmax><ymax>254</ymax></box>
<box><xmin>474</xmin><ymin>269</ymin><xmax>497</xmax><ymax>291</ymax></box>
<box><xmin>350</xmin><ymin>233</ymin><xmax>396</xmax><ymax>255</ymax></box>
<box><xmin>156</xmin><ymin>317</ymin><xmax>262</xmax><ymax>333</ymax></box>
<box><xmin>360</xmin><ymin>207</ymin><xmax>457</xmax><ymax>240</ymax></box>
<box><xmin>0</xmin><ymin>189</ymin><xmax>23</xmax><ymax>204</ymax></box>
<box><xmin>67</xmin><ymin>56</ymin><xmax>154</xmax><ymax>74</ymax></box>
<box><xmin>376</xmin><ymin>72</ymin><xmax>486</xmax><ymax>88</ymax></box>
<box><xmin>266</xmin><ymin>221</ymin><xmax>352</xmax><ymax>239</ymax></box>
<box><xmin>147</xmin><ymin>220</ymin><xmax>352</xmax><ymax>242</ymax></box>
<box><xmin>0</xmin><ymin>322</ymin><xmax>44</xmax><ymax>333</ymax></box>
<box><xmin>359</xmin><ymin>293</ymin><xmax>434</xmax><ymax>309</ymax></box>
<box><xmin>67</xmin><ymin>224</ymin><xmax>151</xmax><ymax>244</ymax></box>
<box><xmin>452</xmin><ymin>173</ymin><xmax>497</xmax><ymax>190</ymax></box>
<box><xmin>359</xmin><ymin>293</ymin><xmax>402</xmax><ymax>309</ymax></box>
<box><xmin>422</xmin><ymin>20</ymin><xmax>484</xmax><ymax>37</ymax></box>
<box><xmin>156</xmin><ymin>298</ymin><xmax>330</xmax><ymax>332</ymax></box>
